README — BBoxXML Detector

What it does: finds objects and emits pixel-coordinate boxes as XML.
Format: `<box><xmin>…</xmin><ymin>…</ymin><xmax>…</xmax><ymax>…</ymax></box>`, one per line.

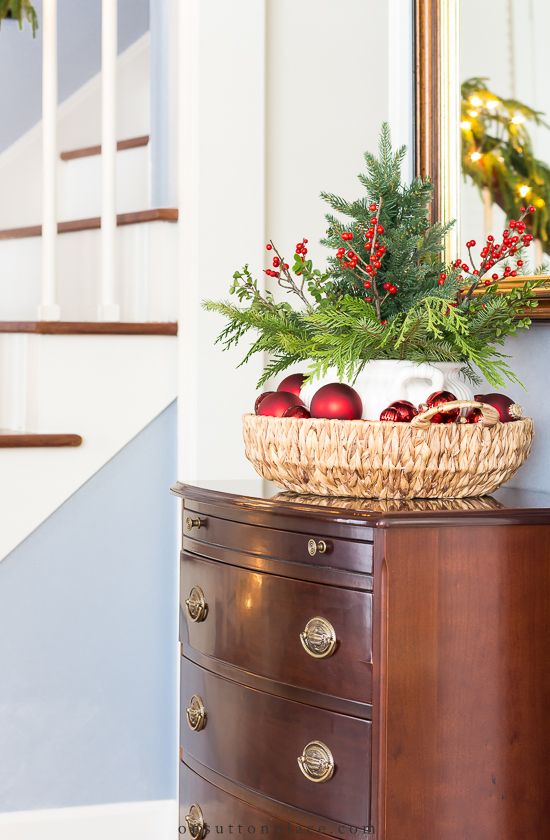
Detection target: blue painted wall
<box><xmin>0</xmin><ymin>0</ymin><xmax>150</xmax><ymax>153</ymax></box>
<box><xmin>0</xmin><ymin>401</ymin><xmax>178</xmax><ymax>811</ymax></box>
<box><xmin>486</xmin><ymin>328</ymin><xmax>550</xmax><ymax>493</ymax></box>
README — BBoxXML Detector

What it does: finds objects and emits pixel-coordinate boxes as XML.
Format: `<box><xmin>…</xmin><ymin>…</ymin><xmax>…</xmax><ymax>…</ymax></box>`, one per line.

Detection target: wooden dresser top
<box><xmin>172</xmin><ymin>480</ymin><xmax>550</xmax><ymax>528</ymax></box>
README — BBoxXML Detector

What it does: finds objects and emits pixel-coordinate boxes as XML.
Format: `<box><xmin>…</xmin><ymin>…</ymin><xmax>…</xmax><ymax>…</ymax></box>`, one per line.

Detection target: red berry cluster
<box><xmin>333</xmin><ymin>199</ymin><xmax>394</xmax><ymax>319</ymax></box>
<box><xmin>454</xmin><ymin>206</ymin><xmax>536</xmax><ymax>299</ymax></box>
<box><xmin>295</xmin><ymin>237</ymin><xmax>308</xmax><ymax>256</ymax></box>
<box><xmin>263</xmin><ymin>242</ymin><xmax>291</xmax><ymax>278</ymax></box>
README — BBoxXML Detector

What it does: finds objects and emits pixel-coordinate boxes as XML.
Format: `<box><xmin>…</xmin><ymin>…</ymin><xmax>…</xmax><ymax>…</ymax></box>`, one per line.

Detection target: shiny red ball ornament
<box><xmin>278</xmin><ymin>372</ymin><xmax>306</xmax><ymax>396</ymax></box>
<box><xmin>310</xmin><ymin>383</ymin><xmax>363</xmax><ymax>420</ymax></box>
<box><xmin>465</xmin><ymin>407</ymin><xmax>483</xmax><ymax>424</ymax></box>
<box><xmin>282</xmin><ymin>404</ymin><xmax>311</xmax><ymax>419</ymax></box>
<box><xmin>256</xmin><ymin>391</ymin><xmax>304</xmax><ymax>417</ymax></box>
<box><xmin>380</xmin><ymin>400</ymin><xmax>418</xmax><ymax>422</ymax></box>
<box><xmin>380</xmin><ymin>406</ymin><xmax>400</xmax><ymax>422</ymax></box>
<box><xmin>475</xmin><ymin>393</ymin><xmax>523</xmax><ymax>422</ymax></box>
<box><xmin>254</xmin><ymin>391</ymin><xmax>274</xmax><ymax>414</ymax></box>
<box><xmin>389</xmin><ymin>400</ymin><xmax>418</xmax><ymax>422</ymax></box>
<box><xmin>426</xmin><ymin>390</ymin><xmax>459</xmax><ymax>424</ymax></box>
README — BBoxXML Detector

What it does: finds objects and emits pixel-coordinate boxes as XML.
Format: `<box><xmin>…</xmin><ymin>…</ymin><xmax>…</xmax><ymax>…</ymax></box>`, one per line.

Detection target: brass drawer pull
<box><xmin>300</xmin><ymin>616</ymin><xmax>337</xmax><ymax>658</ymax></box>
<box><xmin>308</xmin><ymin>538</ymin><xmax>327</xmax><ymax>557</ymax></box>
<box><xmin>186</xmin><ymin>694</ymin><xmax>207</xmax><ymax>731</ymax></box>
<box><xmin>298</xmin><ymin>740</ymin><xmax>335</xmax><ymax>783</ymax></box>
<box><xmin>185</xmin><ymin>585</ymin><xmax>208</xmax><ymax>622</ymax></box>
<box><xmin>185</xmin><ymin>803</ymin><xmax>207</xmax><ymax>840</ymax></box>
<box><xmin>185</xmin><ymin>516</ymin><xmax>206</xmax><ymax>532</ymax></box>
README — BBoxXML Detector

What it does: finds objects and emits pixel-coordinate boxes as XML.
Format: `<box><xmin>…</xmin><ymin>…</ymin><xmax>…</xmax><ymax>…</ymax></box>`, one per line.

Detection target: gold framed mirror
<box><xmin>415</xmin><ymin>0</ymin><xmax>550</xmax><ymax>320</ymax></box>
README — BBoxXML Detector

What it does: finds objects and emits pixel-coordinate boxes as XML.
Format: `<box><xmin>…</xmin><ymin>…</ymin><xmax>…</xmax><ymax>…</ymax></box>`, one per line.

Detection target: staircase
<box><xmin>0</xmin><ymin>33</ymin><xmax>178</xmax><ymax>561</ymax></box>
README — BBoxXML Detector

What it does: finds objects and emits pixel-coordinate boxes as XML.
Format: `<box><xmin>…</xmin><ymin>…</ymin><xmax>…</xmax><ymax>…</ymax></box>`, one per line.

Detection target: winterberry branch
<box><xmin>265</xmin><ymin>240</ymin><xmax>312</xmax><ymax>310</ymax></box>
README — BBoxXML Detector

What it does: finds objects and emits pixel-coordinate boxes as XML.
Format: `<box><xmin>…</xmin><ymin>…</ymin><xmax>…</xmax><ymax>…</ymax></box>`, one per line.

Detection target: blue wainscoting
<box><xmin>483</xmin><ymin>327</ymin><xmax>550</xmax><ymax>493</ymax></box>
<box><xmin>0</xmin><ymin>401</ymin><xmax>178</xmax><ymax>812</ymax></box>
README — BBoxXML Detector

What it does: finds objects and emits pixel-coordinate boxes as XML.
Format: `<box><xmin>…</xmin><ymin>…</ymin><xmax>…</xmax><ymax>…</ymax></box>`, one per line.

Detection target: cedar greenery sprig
<box><xmin>0</xmin><ymin>0</ymin><xmax>38</xmax><ymax>35</ymax></box>
<box><xmin>204</xmin><ymin>123</ymin><xmax>545</xmax><ymax>388</ymax></box>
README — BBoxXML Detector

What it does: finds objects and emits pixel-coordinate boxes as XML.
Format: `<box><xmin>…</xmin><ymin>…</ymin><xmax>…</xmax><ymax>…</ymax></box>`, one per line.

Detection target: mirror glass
<box><xmin>459</xmin><ymin>0</ymin><xmax>549</xmax><ymax>271</ymax></box>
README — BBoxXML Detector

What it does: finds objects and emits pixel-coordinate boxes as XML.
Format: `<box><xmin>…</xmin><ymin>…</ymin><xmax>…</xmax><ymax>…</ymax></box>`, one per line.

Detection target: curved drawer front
<box><xmin>183</xmin><ymin>508</ymin><xmax>373</xmax><ymax>575</ymax></box>
<box><xmin>180</xmin><ymin>658</ymin><xmax>372</xmax><ymax>828</ymax></box>
<box><xmin>180</xmin><ymin>762</ymin><xmax>335</xmax><ymax>839</ymax></box>
<box><xmin>181</xmin><ymin>553</ymin><xmax>372</xmax><ymax>704</ymax></box>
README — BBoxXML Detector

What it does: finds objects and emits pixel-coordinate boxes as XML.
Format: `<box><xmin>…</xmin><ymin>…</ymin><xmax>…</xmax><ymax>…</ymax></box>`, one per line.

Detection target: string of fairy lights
<box><xmin>460</xmin><ymin>77</ymin><xmax>550</xmax><ymax>255</ymax></box>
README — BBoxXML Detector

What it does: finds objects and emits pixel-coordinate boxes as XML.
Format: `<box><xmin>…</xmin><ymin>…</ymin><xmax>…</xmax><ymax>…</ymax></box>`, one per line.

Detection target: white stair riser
<box><xmin>0</xmin><ymin>333</ymin><xmax>177</xmax><ymax>559</ymax></box>
<box><xmin>58</xmin><ymin>145</ymin><xmax>150</xmax><ymax>219</ymax></box>
<box><xmin>0</xmin><ymin>221</ymin><xmax>177</xmax><ymax>321</ymax></box>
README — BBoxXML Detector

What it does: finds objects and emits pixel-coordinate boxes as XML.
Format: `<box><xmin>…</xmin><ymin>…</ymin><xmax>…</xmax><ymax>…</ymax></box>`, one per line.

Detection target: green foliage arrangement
<box><xmin>205</xmin><ymin>124</ymin><xmax>542</xmax><ymax>388</ymax></box>
<box><xmin>461</xmin><ymin>77</ymin><xmax>550</xmax><ymax>249</ymax></box>
<box><xmin>0</xmin><ymin>0</ymin><xmax>38</xmax><ymax>35</ymax></box>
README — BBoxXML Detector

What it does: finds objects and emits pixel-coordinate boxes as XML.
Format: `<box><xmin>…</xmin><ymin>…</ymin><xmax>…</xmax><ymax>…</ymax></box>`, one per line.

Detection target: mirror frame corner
<box><xmin>414</xmin><ymin>0</ymin><xmax>550</xmax><ymax>320</ymax></box>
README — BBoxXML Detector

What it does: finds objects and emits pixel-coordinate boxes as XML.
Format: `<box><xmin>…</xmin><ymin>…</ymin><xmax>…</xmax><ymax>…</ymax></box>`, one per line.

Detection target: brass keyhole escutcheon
<box><xmin>185</xmin><ymin>585</ymin><xmax>208</xmax><ymax>622</ymax></box>
<box><xmin>307</xmin><ymin>538</ymin><xmax>327</xmax><ymax>557</ymax></box>
<box><xmin>300</xmin><ymin>616</ymin><xmax>337</xmax><ymax>659</ymax></box>
<box><xmin>185</xmin><ymin>803</ymin><xmax>207</xmax><ymax>840</ymax></box>
<box><xmin>186</xmin><ymin>694</ymin><xmax>207</xmax><ymax>731</ymax></box>
<box><xmin>298</xmin><ymin>740</ymin><xmax>335</xmax><ymax>783</ymax></box>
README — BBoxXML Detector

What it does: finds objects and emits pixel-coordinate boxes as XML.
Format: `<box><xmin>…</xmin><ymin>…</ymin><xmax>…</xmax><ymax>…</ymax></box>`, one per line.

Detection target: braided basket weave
<box><xmin>243</xmin><ymin>400</ymin><xmax>534</xmax><ymax>499</ymax></box>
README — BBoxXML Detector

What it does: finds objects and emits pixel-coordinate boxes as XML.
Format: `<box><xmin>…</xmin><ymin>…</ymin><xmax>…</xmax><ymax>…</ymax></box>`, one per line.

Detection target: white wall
<box><xmin>178</xmin><ymin>0</ymin><xmax>406</xmax><ymax>481</ymax></box>
<box><xmin>266</xmin><ymin>0</ymin><xmax>392</xmax><ymax>268</ymax></box>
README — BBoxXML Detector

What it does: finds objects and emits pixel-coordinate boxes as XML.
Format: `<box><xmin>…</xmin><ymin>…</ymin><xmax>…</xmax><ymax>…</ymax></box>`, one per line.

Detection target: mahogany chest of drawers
<box><xmin>173</xmin><ymin>481</ymin><xmax>550</xmax><ymax>840</ymax></box>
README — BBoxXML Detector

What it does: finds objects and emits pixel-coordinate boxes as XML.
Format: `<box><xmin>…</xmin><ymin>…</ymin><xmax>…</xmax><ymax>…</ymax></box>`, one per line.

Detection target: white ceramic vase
<box><xmin>300</xmin><ymin>360</ymin><xmax>474</xmax><ymax>420</ymax></box>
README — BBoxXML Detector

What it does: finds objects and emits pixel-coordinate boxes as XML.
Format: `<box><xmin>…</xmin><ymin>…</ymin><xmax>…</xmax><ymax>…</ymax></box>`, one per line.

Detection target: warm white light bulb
<box><xmin>511</xmin><ymin>113</ymin><xmax>526</xmax><ymax>125</ymax></box>
<box><xmin>470</xmin><ymin>95</ymin><xmax>483</xmax><ymax>107</ymax></box>
<box><xmin>468</xmin><ymin>109</ymin><xmax>479</xmax><ymax>118</ymax></box>
<box><xmin>486</xmin><ymin>99</ymin><xmax>498</xmax><ymax>111</ymax></box>
<box><xmin>470</xmin><ymin>151</ymin><xmax>483</xmax><ymax>162</ymax></box>
<box><xmin>518</xmin><ymin>184</ymin><xmax>530</xmax><ymax>197</ymax></box>
<box><xmin>460</xmin><ymin>120</ymin><xmax>472</xmax><ymax>131</ymax></box>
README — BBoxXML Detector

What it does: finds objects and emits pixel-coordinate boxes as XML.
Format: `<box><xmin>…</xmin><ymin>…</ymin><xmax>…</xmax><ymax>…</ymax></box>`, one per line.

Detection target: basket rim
<box><xmin>243</xmin><ymin>413</ymin><xmax>533</xmax><ymax>429</ymax></box>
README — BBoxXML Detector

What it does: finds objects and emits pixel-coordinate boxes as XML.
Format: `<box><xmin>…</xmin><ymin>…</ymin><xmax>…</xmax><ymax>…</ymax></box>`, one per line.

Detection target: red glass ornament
<box><xmin>465</xmin><ymin>407</ymin><xmax>483</xmax><ymax>424</ymax></box>
<box><xmin>388</xmin><ymin>400</ymin><xmax>418</xmax><ymax>422</ymax></box>
<box><xmin>310</xmin><ymin>383</ymin><xmax>363</xmax><ymax>420</ymax></box>
<box><xmin>282</xmin><ymin>404</ymin><xmax>311</xmax><ymax>419</ymax></box>
<box><xmin>277</xmin><ymin>373</ymin><xmax>306</xmax><ymax>396</ymax></box>
<box><xmin>475</xmin><ymin>393</ymin><xmax>523</xmax><ymax>422</ymax></box>
<box><xmin>256</xmin><ymin>391</ymin><xmax>304</xmax><ymax>417</ymax></box>
<box><xmin>425</xmin><ymin>390</ymin><xmax>459</xmax><ymax>423</ymax></box>
<box><xmin>254</xmin><ymin>391</ymin><xmax>274</xmax><ymax>414</ymax></box>
<box><xmin>380</xmin><ymin>406</ymin><xmax>400</xmax><ymax>422</ymax></box>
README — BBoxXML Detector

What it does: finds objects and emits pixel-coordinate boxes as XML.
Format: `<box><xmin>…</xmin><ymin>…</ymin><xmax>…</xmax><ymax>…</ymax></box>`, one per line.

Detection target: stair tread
<box><xmin>60</xmin><ymin>135</ymin><xmax>149</xmax><ymax>161</ymax></box>
<box><xmin>0</xmin><ymin>321</ymin><xmax>178</xmax><ymax>335</ymax></box>
<box><xmin>0</xmin><ymin>208</ymin><xmax>178</xmax><ymax>240</ymax></box>
<box><xmin>0</xmin><ymin>431</ymin><xmax>82</xmax><ymax>448</ymax></box>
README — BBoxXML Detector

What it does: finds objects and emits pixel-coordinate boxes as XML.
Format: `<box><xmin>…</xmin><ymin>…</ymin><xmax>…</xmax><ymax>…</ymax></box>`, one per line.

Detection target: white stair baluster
<box><xmin>39</xmin><ymin>0</ymin><xmax>60</xmax><ymax>321</ymax></box>
<box><xmin>99</xmin><ymin>0</ymin><xmax>120</xmax><ymax>321</ymax></box>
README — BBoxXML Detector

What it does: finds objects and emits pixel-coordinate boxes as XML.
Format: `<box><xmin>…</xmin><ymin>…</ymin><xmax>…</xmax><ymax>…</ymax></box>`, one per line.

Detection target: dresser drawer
<box><xmin>180</xmin><ymin>657</ymin><xmax>372</xmax><ymax>828</ymax></box>
<box><xmin>180</xmin><ymin>762</ymin><xmax>334</xmax><ymax>839</ymax></box>
<box><xmin>181</xmin><ymin>553</ymin><xmax>373</xmax><ymax>705</ymax></box>
<box><xmin>183</xmin><ymin>508</ymin><xmax>373</xmax><ymax>575</ymax></box>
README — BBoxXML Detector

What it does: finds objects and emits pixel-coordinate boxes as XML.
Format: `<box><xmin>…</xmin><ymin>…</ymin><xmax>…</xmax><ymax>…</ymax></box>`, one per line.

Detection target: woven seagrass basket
<box><xmin>243</xmin><ymin>400</ymin><xmax>534</xmax><ymax>499</ymax></box>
